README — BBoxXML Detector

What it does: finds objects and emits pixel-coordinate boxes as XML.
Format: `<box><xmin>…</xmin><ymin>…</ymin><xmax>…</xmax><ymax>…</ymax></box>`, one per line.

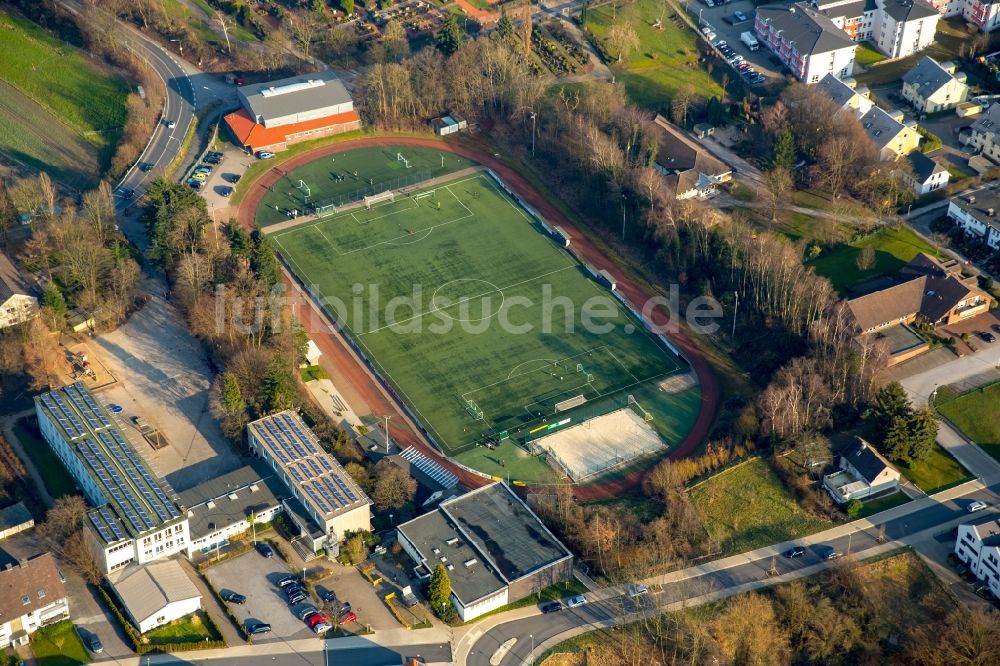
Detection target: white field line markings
<box><xmin>461</xmin><ymin>345</ymin><xmax>611</xmax><ymax>402</ymax></box>
<box><xmin>360</xmin><ymin>264</ymin><xmax>579</xmax><ymax>336</ymax></box>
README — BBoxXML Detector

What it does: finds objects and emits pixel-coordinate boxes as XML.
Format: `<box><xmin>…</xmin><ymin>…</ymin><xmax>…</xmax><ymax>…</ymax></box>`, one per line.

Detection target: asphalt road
<box><xmin>468</xmin><ymin>482</ymin><xmax>1000</xmax><ymax>666</ymax></box>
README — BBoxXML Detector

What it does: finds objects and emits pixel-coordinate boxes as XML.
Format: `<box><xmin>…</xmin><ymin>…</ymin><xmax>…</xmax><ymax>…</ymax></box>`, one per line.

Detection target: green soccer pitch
<box><xmin>256</xmin><ymin>146</ymin><xmax>477</xmax><ymax>227</ymax></box>
<box><xmin>271</xmin><ymin>171</ymin><xmax>685</xmax><ymax>454</ymax></box>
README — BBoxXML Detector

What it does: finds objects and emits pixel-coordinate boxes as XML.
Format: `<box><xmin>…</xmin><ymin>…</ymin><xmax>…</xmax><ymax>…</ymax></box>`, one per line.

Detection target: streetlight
<box><xmin>528</xmin><ymin>634</ymin><xmax>534</xmax><ymax>665</ymax></box>
<box><xmin>169</xmin><ymin>38</ymin><xmax>183</xmax><ymax>55</ymax></box>
<box><xmin>530</xmin><ymin>111</ymin><xmax>537</xmax><ymax>158</ymax></box>
<box><xmin>621</xmin><ymin>193</ymin><xmax>627</xmax><ymax>241</ymax></box>
<box><xmin>383</xmin><ymin>415</ymin><xmax>392</xmax><ymax>453</ymax></box>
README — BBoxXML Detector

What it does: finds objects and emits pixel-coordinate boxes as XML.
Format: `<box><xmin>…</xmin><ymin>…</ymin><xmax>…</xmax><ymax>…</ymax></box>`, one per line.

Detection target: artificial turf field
<box><xmin>271</xmin><ymin>170</ymin><xmax>685</xmax><ymax>454</ymax></box>
<box><xmin>256</xmin><ymin>146</ymin><xmax>477</xmax><ymax>227</ymax></box>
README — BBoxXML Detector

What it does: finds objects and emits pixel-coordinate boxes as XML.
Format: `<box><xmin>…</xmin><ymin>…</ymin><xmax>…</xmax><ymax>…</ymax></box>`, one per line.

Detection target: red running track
<box><xmin>239</xmin><ymin>137</ymin><xmax>720</xmax><ymax>500</ymax></box>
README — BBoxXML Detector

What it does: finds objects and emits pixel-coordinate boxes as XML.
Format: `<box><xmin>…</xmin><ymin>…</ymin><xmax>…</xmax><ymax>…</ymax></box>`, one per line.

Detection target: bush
<box><xmin>846</xmin><ymin>499</ymin><xmax>863</xmax><ymax>517</ymax></box>
<box><xmin>917</xmin><ymin>127</ymin><xmax>942</xmax><ymax>153</ymax></box>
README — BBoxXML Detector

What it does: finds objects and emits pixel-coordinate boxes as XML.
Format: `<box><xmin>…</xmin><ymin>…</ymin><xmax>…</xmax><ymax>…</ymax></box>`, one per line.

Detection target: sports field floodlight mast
<box><xmin>530</xmin><ymin>111</ymin><xmax>537</xmax><ymax>158</ymax></box>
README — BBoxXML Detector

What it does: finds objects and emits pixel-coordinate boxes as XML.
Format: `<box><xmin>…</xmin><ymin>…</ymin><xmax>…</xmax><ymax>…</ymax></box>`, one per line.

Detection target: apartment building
<box><xmin>755</xmin><ymin>4</ymin><xmax>858</xmax><ymax>83</ymax></box>
<box><xmin>901</xmin><ymin>56</ymin><xmax>969</xmax><ymax>112</ymax></box>
<box><xmin>35</xmin><ymin>383</ymin><xmax>189</xmax><ymax>574</ymax></box>
<box><xmin>946</xmin><ymin>189</ymin><xmax>1000</xmax><ymax>249</ymax></box>
<box><xmin>955</xmin><ymin>519</ymin><xmax>1000</xmax><ymax>598</ymax></box>
<box><xmin>816</xmin><ymin>0</ymin><xmax>940</xmax><ymax>58</ymax></box>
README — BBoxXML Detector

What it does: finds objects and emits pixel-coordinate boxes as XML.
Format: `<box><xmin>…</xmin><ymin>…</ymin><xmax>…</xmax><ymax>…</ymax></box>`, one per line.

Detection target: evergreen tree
<box><xmin>227</xmin><ymin>222</ymin><xmax>252</xmax><ymax>261</ymax></box>
<box><xmin>436</xmin><ymin>14</ymin><xmax>462</xmax><ymax>56</ymax></box>
<box><xmin>907</xmin><ymin>407</ymin><xmax>938</xmax><ymax>462</ymax></box>
<box><xmin>250</xmin><ymin>230</ymin><xmax>281</xmax><ymax>286</ymax></box>
<box><xmin>770</xmin><ymin>128</ymin><xmax>796</xmax><ymax>171</ymax></box>
<box><xmin>428</xmin><ymin>563</ymin><xmax>454</xmax><ymax>620</ymax></box>
<box><xmin>871</xmin><ymin>382</ymin><xmax>911</xmax><ymax>432</ymax></box>
<box><xmin>496</xmin><ymin>9</ymin><xmax>514</xmax><ymax>40</ymax></box>
<box><xmin>41</xmin><ymin>282</ymin><xmax>67</xmax><ymax>318</ymax></box>
<box><xmin>221</xmin><ymin>372</ymin><xmax>246</xmax><ymax>414</ymax></box>
<box><xmin>882</xmin><ymin>415</ymin><xmax>913</xmax><ymax>463</ymax></box>
<box><xmin>261</xmin><ymin>358</ymin><xmax>294</xmax><ymax>413</ymax></box>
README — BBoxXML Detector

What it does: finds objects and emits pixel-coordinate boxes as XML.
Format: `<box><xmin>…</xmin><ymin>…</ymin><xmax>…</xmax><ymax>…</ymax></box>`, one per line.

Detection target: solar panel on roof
<box><xmin>322</xmin><ymin>477</ymin><xmax>346</xmax><ymax>507</ymax></box>
<box><xmin>332</xmin><ymin>475</ymin><xmax>359</xmax><ymax>502</ymax></box>
<box><xmin>90</xmin><ymin>513</ymin><xmax>115</xmax><ymax>543</ymax></box>
<box><xmin>99</xmin><ymin>506</ymin><xmax>127</xmax><ymax>540</ymax></box>
<box><xmin>319</xmin><ymin>457</ymin><xmax>334</xmax><ymax>473</ymax></box>
<box><xmin>303</xmin><ymin>484</ymin><xmax>330</xmax><ymax>514</ymax></box>
<box><xmin>308</xmin><ymin>459</ymin><xmax>323</xmax><ymax>478</ymax></box>
<box><xmin>290</xmin><ymin>467</ymin><xmax>304</xmax><ymax>483</ymax></box>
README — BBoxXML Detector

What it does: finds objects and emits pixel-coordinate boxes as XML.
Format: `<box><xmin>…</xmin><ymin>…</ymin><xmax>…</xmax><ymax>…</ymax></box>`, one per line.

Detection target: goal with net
<box><xmin>397</xmin><ymin>152</ymin><xmax>411</xmax><ymax>169</ymax></box>
<box><xmin>364</xmin><ymin>191</ymin><xmax>395</xmax><ymax>209</ymax></box>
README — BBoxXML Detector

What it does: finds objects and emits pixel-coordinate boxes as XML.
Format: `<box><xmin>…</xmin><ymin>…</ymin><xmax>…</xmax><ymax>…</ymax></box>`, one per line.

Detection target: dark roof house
<box><xmin>651</xmin><ymin>115</ymin><xmax>731</xmax><ymax>199</ymax></box>
<box><xmin>902</xmin><ymin>57</ymin><xmax>959</xmax><ymax>100</ymax></box>
<box><xmin>756</xmin><ymin>4</ymin><xmax>856</xmax><ymax>55</ymax></box>
<box><xmin>841</xmin><ymin>437</ymin><xmax>894</xmax><ymax>484</ymax></box>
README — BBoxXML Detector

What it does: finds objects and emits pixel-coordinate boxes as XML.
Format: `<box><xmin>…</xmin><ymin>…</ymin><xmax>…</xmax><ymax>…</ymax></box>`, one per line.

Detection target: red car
<box><xmin>337</xmin><ymin>611</ymin><xmax>357</xmax><ymax>626</ymax></box>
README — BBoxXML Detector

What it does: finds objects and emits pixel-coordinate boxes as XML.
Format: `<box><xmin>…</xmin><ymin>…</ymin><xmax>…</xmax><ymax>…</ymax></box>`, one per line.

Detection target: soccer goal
<box><xmin>364</xmin><ymin>191</ymin><xmax>395</xmax><ymax>209</ymax></box>
<box><xmin>297</xmin><ymin>180</ymin><xmax>311</xmax><ymax>201</ymax></box>
<box><xmin>465</xmin><ymin>399</ymin><xmax>484</xmax><ymax>421</ymax></box>
<box><xmin>397</xmin><ymin>152</ymin><xmax>412</xmax><ymax>169</ymax></box>
<box><xmin>628</xmin><ymin>394</ymin><xmax>654</xmax><ymax>422</ymax></box>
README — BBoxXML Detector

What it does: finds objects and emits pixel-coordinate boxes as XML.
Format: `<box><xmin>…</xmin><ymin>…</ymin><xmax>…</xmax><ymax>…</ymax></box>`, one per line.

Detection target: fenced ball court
<box><xmin>269</xmin><ymin>153</ymin><xmax>687</xmax><ymax>462</ymax></box>
<box><xmin>255</xmin><ymin>146</ymin><xmax>476</xmax><ymax>227</ymax></box>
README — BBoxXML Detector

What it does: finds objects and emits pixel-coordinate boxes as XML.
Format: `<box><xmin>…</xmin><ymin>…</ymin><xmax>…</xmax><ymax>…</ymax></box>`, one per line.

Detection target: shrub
<box><xmin>846</xmin><ymin>499</ymin><xmax>863</xmax><ymax>517</ymax></box>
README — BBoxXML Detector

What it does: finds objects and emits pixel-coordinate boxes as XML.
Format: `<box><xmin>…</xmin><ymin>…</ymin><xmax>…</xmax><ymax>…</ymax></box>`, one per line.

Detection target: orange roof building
<box><xmin>225</xmin><ymin>71</ymin><xmax>362</xmax><ymax>153</ymax></box>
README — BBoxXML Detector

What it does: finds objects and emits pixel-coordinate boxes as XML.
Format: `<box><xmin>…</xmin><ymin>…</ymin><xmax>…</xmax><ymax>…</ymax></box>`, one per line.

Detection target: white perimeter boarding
<box><xmin>531</xmin><ymin>408</ymin><xmax>665</xmax><ymax>482</ymax></box>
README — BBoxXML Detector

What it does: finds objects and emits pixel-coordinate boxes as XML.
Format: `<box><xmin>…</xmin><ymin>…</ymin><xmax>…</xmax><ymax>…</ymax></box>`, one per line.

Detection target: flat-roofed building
<box><xmin>34</xmin><ymin>383</ymin><xmax>188</xmax><ymax>574</ymax></box>
<box><xmin>397</xmin><ymin>483</ymin><xmax>573</xmax><ymax>622</ymax></box>
<box><xmin>178</xmin><ymin>465</ymin><xmax>285</xmax><ymax>557</ymax></box>
<box><xmin>247</xmin><ymin>411</ymin><xmax>371</xmax><ymax>553</ymax></box>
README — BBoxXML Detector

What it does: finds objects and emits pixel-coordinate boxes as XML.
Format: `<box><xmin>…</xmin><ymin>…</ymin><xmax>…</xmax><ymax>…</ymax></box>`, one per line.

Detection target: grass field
<box><xmin>854</xmin><ymin>42</ymin><xmax>888</xmax><ymax>68</ymax></box>
<box><xmin>271</xmin><ymin>164</ymin><xmax>687</xmax><ymax>457</ymax></box>
<box><xmin>900</xmin><ymin>443</ymin><xmax>971</xmax><ymax>493</ymax></box>
<box><xmin>256</xmin><ymin>146</ymin><xmax>477</xmax><ymax>226</ymax></box>
<box><xmin>937</xmin><ymin>382</ymin><xmax>1000</xmax><ymax>462</ymax></box>
<box><xmin>14</xmin><ymin>418</ymin><xmax>78</xmax><ymax>498</ymax></box>
<box><xmin>144</xmin><ymin>611</ymin><xmax>222</xmax><ymax>644</ymax></box>
<box><xmin>689</xmin><ymin>457</ymin><xmax>833</xmax><ymax>555</ymax></box>
<box><xmin>584</xmin><ymin>0</ymin><xmax>723</xmax><ymax>109</ymax></box>
<box><xmin>0</xmin><ymin>8</ymin><xmax>129</xmax><ymax>187</ymax></box>
<box><xmin>30</xmin><ymin>620</ymin><xmax>89</xmax><ymax>666</ymax></box>
<box><xmin>807</xmin><ymin>226</ymin><xmax>943</xmax><ymax>294</ymax></box>
<box><xmin>855</xmin><ymin>19</ymin><xmax>983</xmax><ymax>87</ymax></box>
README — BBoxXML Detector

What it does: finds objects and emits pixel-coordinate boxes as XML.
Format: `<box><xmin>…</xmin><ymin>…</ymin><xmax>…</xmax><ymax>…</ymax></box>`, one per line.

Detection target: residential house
<box><xmin>901</xmin><ymin>57</ymin><xmax>969</xmax><ymax>113</ymax></box>
<box><xmin>0</xmin><ymin>553</ymin><xmax>70</xmax><ymax>649</ymax></box>
<box><xmin>0</xmin><ymin>251</ymin><xmax>37</xmax><ymax>330</ymax></box>
<box><xmin>247</xmin><ymin>411</ymin><xmax>372</xmax><ymax>554</ymax></box>
<box><xmin>815</xmin><ymin>0</ymin><xmax>940</xmax><ymax>58</ymax></box>
<box><xmin>847</xmin><ymin>253</ymin><xmax>992</xmax><ymax>332</ymax></box>
<box><xmin>963</xmin><ymin>103</ymin><xmax>1000</xmax><ymax>163</ymax></box>
<box><xmin>651</xmin><ymin>115</ymin><xmax>732</xmax><ymax>200</ymax></box>
<box><xmin>397</xmin><ymin>483</ymin><xmax>573</xmax><ymax>622</ymax></box>
<box><xmin>860</xmin><ymin>106</ymin><xmax>921</xmax><ymax>159</ymax></box>
<box><xmin>35</xmin><ymin>383</ymin><xmax>190</xmax><ymax>575</ymax></box>
<box><xmin>904</xmin><ymin>151</ymin><xmax>950</xmax><ymax>194</ymax></box>
<box><xmin>0</xmin><ymin>502</ymin><xmax>34</xmax><ymax>541</ymax></box>
<box><xmin>947</xmin><ymin>189</ymin><xmax>1000</xmax><ymax>249</ymax></box>
<box><xmin>817</xmin><ymin>74</ymin><xmax>875</xmax><ymax>117</ymax></box>
<box><xmin>108</xmin><ymin>560</ymin><xmax>201</xmax><ymax>633</ymax></box>
<box><xmin>941</xmin><ymin>0</ymin><xmax>1000</xmax><ymax>32</ymax></box>
<box><xmin>823</xmin><ymin>437</ymin><xmax>902</xmax><ymax>503</ymax></box>
<box><xmin>754</xmin><ymin>4</ymin><xmax>858</xmax><ymax>83</ymax></box>
<box><xmin>955</xmin><ymin>520</ymin><xmax>1000</xmax><ymax>599</ymax></box>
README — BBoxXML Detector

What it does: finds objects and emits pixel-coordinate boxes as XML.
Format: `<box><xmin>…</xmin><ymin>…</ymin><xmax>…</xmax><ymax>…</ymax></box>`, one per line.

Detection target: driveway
<box><xmin>92</xmin><ymin>281</ymin><xmax>247</xmax><ymax>491</ymax></box>
<box><xmin>205</xmin><ymin>549</ymin><xmax>316</xmax><ymax>642</ymax></box>
<box><xmin>694</xmin><ymin>1</ymin><xmax>784</xmax><ymax>83</ymax></box>
<box><xmin>314</xmin><ymin>565</ymin><xmax>401</xmax><ymax>632</ymax></box>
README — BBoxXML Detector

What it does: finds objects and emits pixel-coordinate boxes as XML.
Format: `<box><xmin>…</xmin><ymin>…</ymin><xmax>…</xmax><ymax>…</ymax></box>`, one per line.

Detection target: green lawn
<box><xmin>807</xmin><ymin>225</ymin><xmax>943</xmax><ymax>293</ymax></box>
<box><xmin>301</xmin><ymin>364</ymin><xmax>330</xmax><ymax>382</ymax></box>
<box><xmin>584</xmin><ymin>0</ymin><xmax>723</xmax><ymax>109</ymax></box>
<box><xmin>14</xmin><ymin>419</ymin><xmax>78</xmax><ymax>498</ymax></box>
<box><xmin>256</xmin><ymin>145</ymin><xmax>476</xmax><ymax>227</ymax></box>
<box><xmin>30</xmin><ymin>620</ymin><xmax>89</xmax><ymax>666</ymax></box>
<box><xmin>900</xmin><ymin>443</ymin><xmax>972</xmax><ymax>493</ymax></box>
<box><xmin>854</xmin><ymin>42</ymin><xmax>888</xmax><ymax>68</ymax></box>
<box><xmin>457</xmin><ymin>580</ymin><xmax>589</xmax><ymax>624</ymax></box>
<box><xmin>854</xmin><ymin>18</ymin><xmax>977</xmax><ymax>87</ymax></box>
<box><xmin>0</xmin><ymin>8</ymin><xmax>129</xmax><ymax>186</ymax></box>
<box><xmin>689</xmin><ymin>457</ymin><xmax>833</xmax><ymax>555</ymax></box>
<box><xmin>858</xmin><ymin>491</ymin><xmax>910</xmax><ymax>517</ymax></box>
<box><xmin>937</xmin><ymin>382</ymin><xmax>1000</xmax><ymax>463</ymax></box>
<box><xmin>144</xmin><ymin>611</ymin><xmax>221</xmax><ymax>645</ymax></box>
<box><xmin>272</xmin><ymin>169</ymin><xmax>686</xmax><ymax>458</ymax></box>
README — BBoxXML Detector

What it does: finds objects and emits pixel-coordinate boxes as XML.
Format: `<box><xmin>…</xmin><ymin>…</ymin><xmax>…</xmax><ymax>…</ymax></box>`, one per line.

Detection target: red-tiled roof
<box><xmin>224</xmin><ymin>108</ymin><xmax>360</xmax><ymax>150</ymax></box>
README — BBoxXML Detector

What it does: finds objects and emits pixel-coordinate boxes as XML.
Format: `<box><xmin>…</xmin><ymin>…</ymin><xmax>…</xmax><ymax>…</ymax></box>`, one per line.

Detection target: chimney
<box><xmin>969</xmin><ymin>195</ymin><xmax>976</xmax><ymax>204</ymax></box>
<box><xmin>989</xmin><ymin>208</ymin><xmax>995</xmax><ymax>217</ymax></box>
<box><xmin>18</xmin><ymin>559</ymin><xmax>27</xmax><ymax>569</ymax></box>
<box><xmin>4</xmin><ymin>563</ymin><xmax>11</xmax><ymax>571</ymax></box>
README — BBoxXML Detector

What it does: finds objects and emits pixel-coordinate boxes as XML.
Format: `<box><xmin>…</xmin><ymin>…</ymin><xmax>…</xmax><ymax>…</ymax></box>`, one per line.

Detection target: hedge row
<box><xmin>197</xmin><ymin>571</ymin><xmax>253</xmax><ymax>643</ymax></box>
<box><xmin>96</xmin><ymin>582</ymin><xmax>228</xmax><ymax>654</ymax></box>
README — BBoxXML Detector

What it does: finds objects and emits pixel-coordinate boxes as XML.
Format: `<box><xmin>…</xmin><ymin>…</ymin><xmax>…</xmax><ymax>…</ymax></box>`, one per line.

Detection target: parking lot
<box><xmin>314</xmin><ymin>564</ymin><xmax>402</xmax><ymax>632</ymax></box>
<box><xmin>92</xmin><ymin>287</ymin><xmax>246</xmax><ymax>491</ymax></box>
<box><xmin>205</xmin><ymin>547</ymin><xmax>316</xmax><ymax>642</ymax></box>
<box><xmin>693</xmin><ymin>0</ymin><xmax>785</xmax><ymax>85</ymax></box>
<box><xmin>190</xmin><ymin>144</ymin><xmax>255</xmax><ymax>219</ymax></box>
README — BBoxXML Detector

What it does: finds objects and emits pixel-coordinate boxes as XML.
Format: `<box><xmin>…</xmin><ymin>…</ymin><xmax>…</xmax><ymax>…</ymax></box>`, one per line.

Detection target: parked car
<box><xmin>979</xmin><ymin>331</ymin><xmax>997</xmax><ymax>343</ymax></box>
<box><xmin>541</xmin><ymin>601</ymin><xmax>563</xmax><ymax>614</ymax></box>
<box><xmin>222</xmin><ymin>591</ymin><xmax>247</xmax><ymax>604</ymax></box>
<box><xmin>968</xmin><ymin>500</ymin><xmax>989</xmax><ymax>513</ymax></box>
<box><xmin>226</xmin><ymin>173</ymin><xmax>242</xmax><ymax>183</ymax></box>
<box><xmin>191</xmin><ymin>172</ymin><xmax>208</xmax><ymax>181</ymax></box>
<box><xmin>187</xmin><ymin>179</ymin><xmax>203</xmax><ymax>190</ymax></box>
<box><xmin>256</xmin><ymin>542</ymin><xmax>274</xmax><ymax>558</ymax></box>
<box><xmin>312</xmin><ymin>622</ymin><xmax>331</xmax><ymax>634</ymax></box>
<box><xmin>626</xmin><ymin>583</ymin><xmax>649</xmax><ymax>598</ymax></box>
<box><xmin>246</xmin><ymin>622</ymin><xmax>272</xmax><ymax>634</ymax></box>
<box><xmin>288</xmin><ymin>591</ymin><xmax>307</xmax><ymax>605</ymax></box>
<box><xmin>256</xmin><ymin>150</ymin><xmax>276</xmax><ymax>160</ymax></box>
<box><xmin>566</xmin><ymin>595</ymin><xmax>587</xmax><ymax>608</ymax></box>
<box><xmin>715</xmin><ymin>40</ymin><xmax>728</xmax><ymax>48</ymax></box>
<box><xmin>298</xmin><ymin>605</ymin><xmax>320</xmax><ymax>621</ymax></box>
<box><xmin>277</xmin><ymin>575</ymin><xmax>297</xmax><ymax>587</ymax></box>
<box><xmin>816</xmin><ymin>545</ymin><xmax>842</xmax><ymax>560</ymax></box>
<box><xmin>319</xmin><ymin>588</ymin><xmax>336</xmax><ymax>603</ymax></box>
<box><xmin>783</xmin><ymin>546</ymin><xmax>806</xmax><ymax>558</ymax></box>
<box><xmin>83</xmin><ymin>633</ymin><xmax>103</xmax><ymax>654</ymax></box>
<box><xmin>284</xmin><ymin>585</ymin><xmax>304</xmax><ymax>598</ymax></box>
<box><xmin>337</xmin><ymin>611</ymin><xmax>357</xmax><ymax>625</ymax></box>
<box><xmin>307</xmin><ymin>612</ymin><xmax>329</xmax><ymax>628</ymax></box>
<box><xmin>701</xmin><ymin>24</ymin><xmax>714</xmax><ymax>34</ymax></box>
<box><xmin>194</xmin><ymin>166</ymin><xmax>212</xmax><ymax>174</ymax></box>
<box><xmin>704</xmin><ymin>30</ymin><xmax>717</xmax><ymax>40</ymax></box>
<box><xmin>734</xmin><ymin>10</ymin><xmax>749</xmax><ymax>21</ymax></box>
<box><xmin>220</xmin><ymin>186</ymin><xmax>234</xmax><ymax>198</ymax></box>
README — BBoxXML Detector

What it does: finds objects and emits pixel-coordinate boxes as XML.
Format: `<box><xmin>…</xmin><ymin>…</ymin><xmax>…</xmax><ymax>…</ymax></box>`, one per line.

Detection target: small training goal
<box><xmin>364</xmin><ymin>191</ymin><xmax>395</xmax><ymax>209</ymax></box>
<box><xmin>397</xmin><ymin>152</ymin><xmax>412</xmax><ymax>168</ymax></box>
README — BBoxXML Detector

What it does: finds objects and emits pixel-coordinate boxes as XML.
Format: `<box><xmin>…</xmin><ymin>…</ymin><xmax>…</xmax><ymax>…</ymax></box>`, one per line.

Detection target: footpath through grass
<box><xmin>0</xmin><ymin>8</ymin><xmax>129</xmax><ymax>186</ymax></box>
<box><xmin>937</xmin><ymin>382</ymin><xmax>1000</xmax><ymax>463</ymax></box>
<box><xmin>584</xmin><ymin>0</ymin><xmax>723</xmax><ymax>109</ymax></box>
<box><xmin>807</xmin><ymin>225</ymin><xmax>943</xmax><ymax>294</ymax></box>
<box><xmin>688</xmin><ymin>457</ymin><xmax>833</xmax><ymax>555</ymax></box>
<box><xmin>30</xmin><ymin>620</ymin><xmax>89</xmax><ymax>666</ymax></box>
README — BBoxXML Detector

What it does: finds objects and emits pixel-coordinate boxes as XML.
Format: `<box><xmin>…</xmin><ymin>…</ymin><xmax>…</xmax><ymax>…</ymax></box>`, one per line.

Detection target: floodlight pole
<box><xmin>384</xmin><ymin>415</ymin><xmax>392</xmax><ymax>453</ymax></box>
<box><xmin>732</xmin><ymin>291</ymin><xmax>739</xmax><ymax>339</ymax></box>
<box><xmin>530</xmin><ymin>112</ymin><xmax>537</xmax><ymax>158</ymax></box>
<box><xmin>621</xmin><ymin>193</ymin><xmax>627</xmax><ymax>241</ymax></box>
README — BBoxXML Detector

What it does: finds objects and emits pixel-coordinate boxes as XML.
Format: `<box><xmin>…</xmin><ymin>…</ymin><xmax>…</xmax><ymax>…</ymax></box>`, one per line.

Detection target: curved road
<box><xmin>465</xmin><ymin>479</ymin><xmax>1000</xmax><ymax>665</ymax></box>
<box><xmin>237</xmin><ymin>137</ymin><xmax>721</xmax><ymax>501</ymax></box>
